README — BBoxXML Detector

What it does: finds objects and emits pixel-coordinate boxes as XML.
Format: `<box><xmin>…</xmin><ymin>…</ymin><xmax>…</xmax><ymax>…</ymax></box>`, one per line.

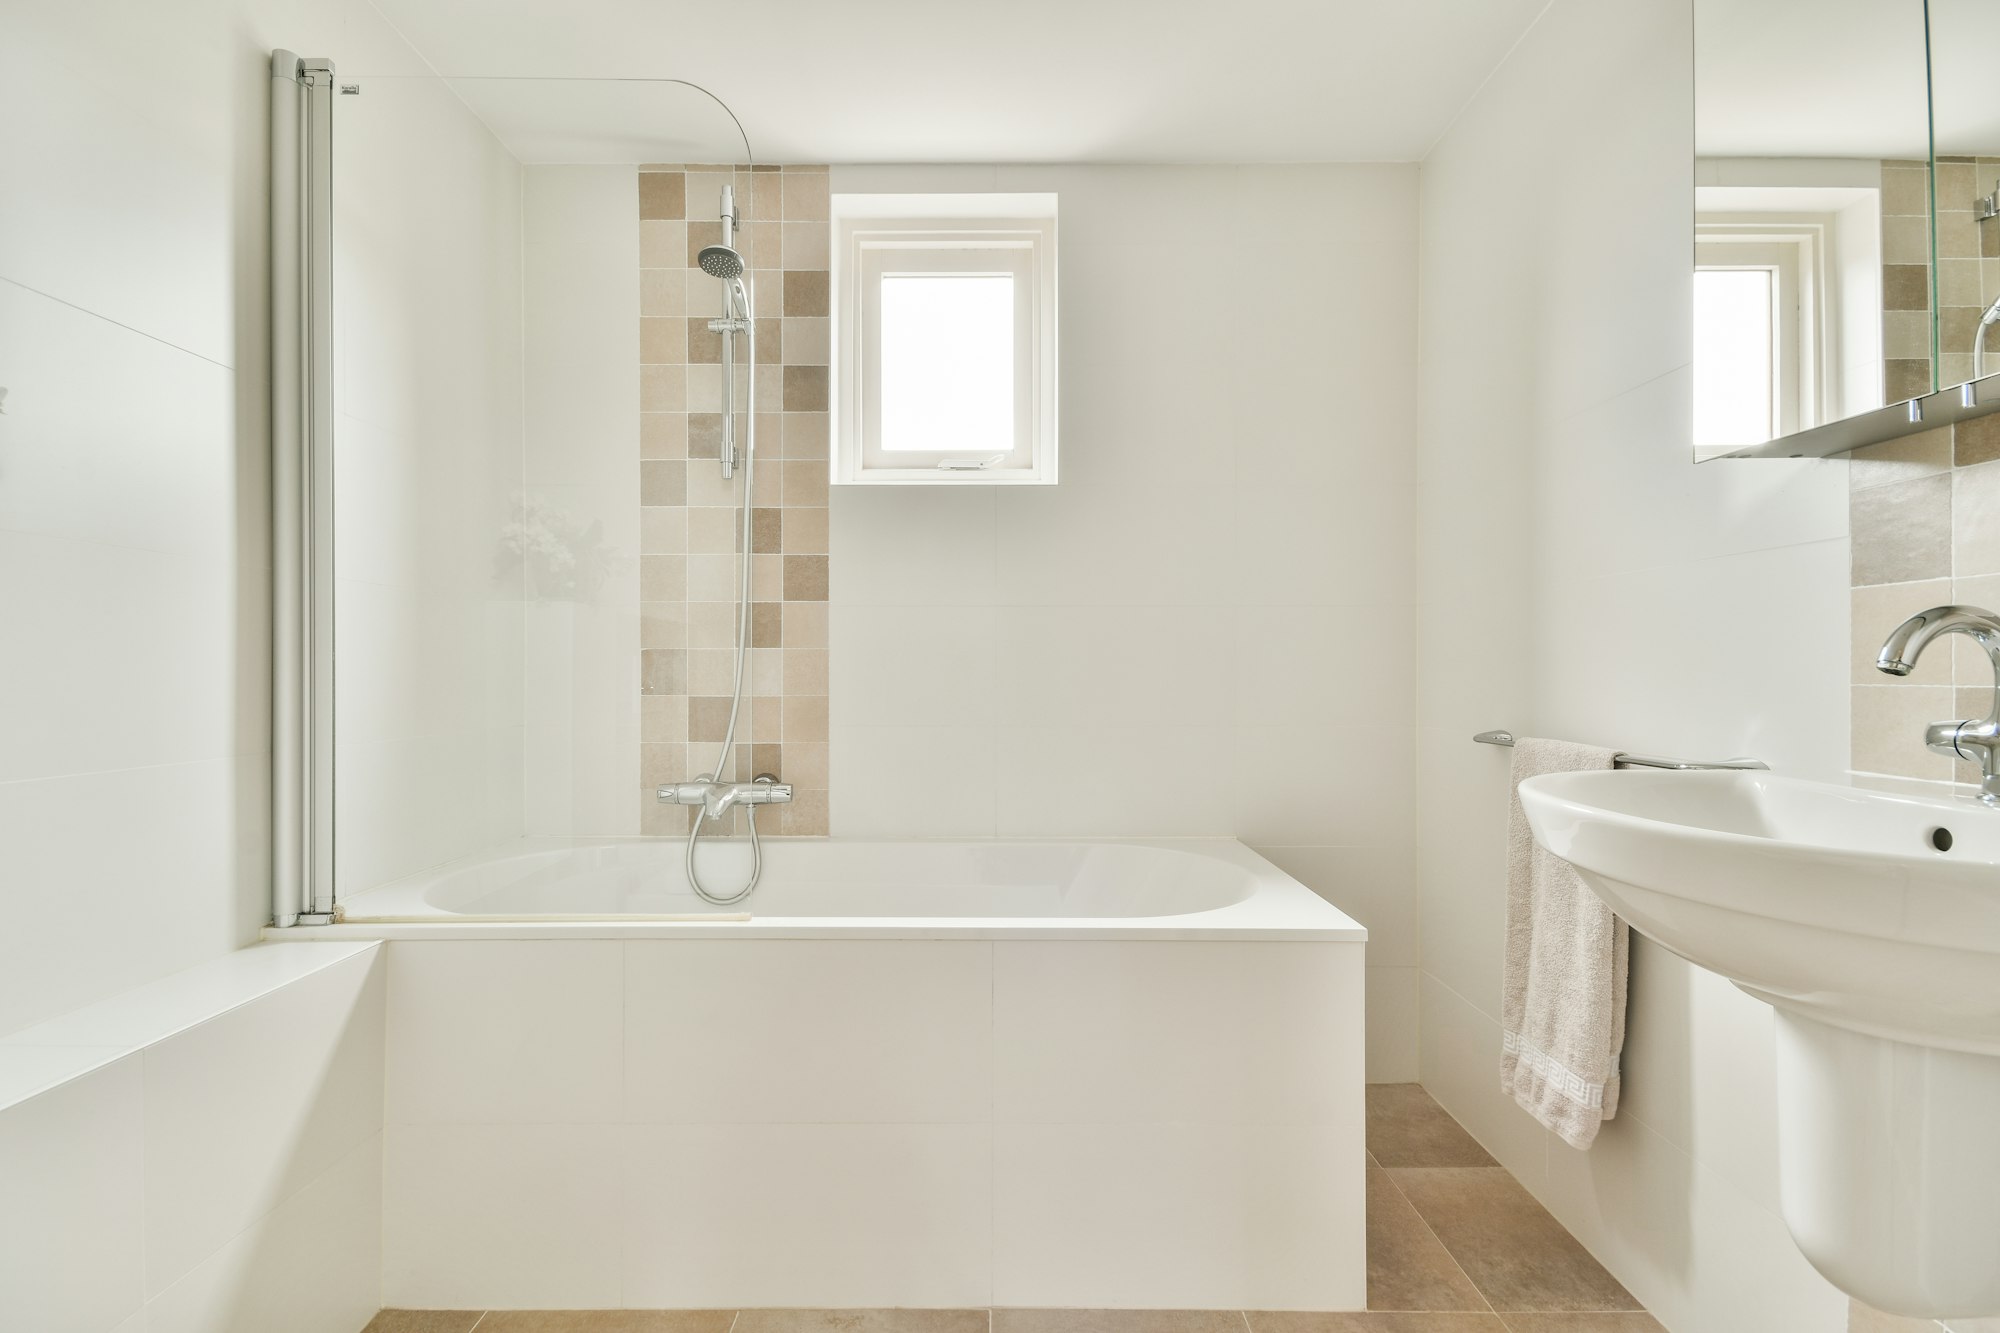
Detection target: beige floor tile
<box><xmin>994</xmin><ymin>1313</ymin><xmax>1241</xmax><ymax>1333</ymax></box>
<box><xmin>1366</xmin><ymin>1086</ymin><xmax>1495</xmax><ymax>1169</ymax></box>
<box><xmin>1498</xmin><ymin>1316</ymin><xmax>1667</xmax><ymax>1332</ymax></box>
<box><xmin>739</xmin><ymin>1313</ymin><xmax>988</xmax><ymax>1333</ymax></box>
<box><xmin>364</xmin><ymin>1315</ymin><xmax>486</xmax><ymax>1333</ymax></box>
<box><xmin>476</xmin><ymin>1314</ymin><xmax>736</xmax><ymax>1333</ymax></box>
<box><xmin>1248</xmin><ymin>1315</ymin><xmax>1507</xmax><ymax>1331</ymax></box>
<box><xmin>1366</xmin><ymin>1168</ymin><xmax>1487</xmax><ymax>1312</ymax></box>
<box><xmin>1386</xmin><ymin>1169</ymin><xmax>1639</xmax><ymax>1314</ymax></box>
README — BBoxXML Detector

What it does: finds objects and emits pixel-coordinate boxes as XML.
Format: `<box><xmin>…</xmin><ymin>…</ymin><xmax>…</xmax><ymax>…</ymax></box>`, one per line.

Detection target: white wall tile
<box><xmin>385</xmin><ymin>941</ymin><xmax>623</xmax><ymax>1125</ymax></box>
<box><xmin>1365</xmin><ymin>966</ymin><xmax>1420</xmax><ymax>1083</ymax></box>
<box><xmin>383</xmin><ymin>1122</ymin><xmax>623</xmax><ymax>1309</ymax></box>
<box><xmin>832</xmin><ymin>603</ymin><xmax>999</xmax><ymax>725</ymax></box>
<box><xmin>1254</xmin><ymin>844</ymin><xmax>1418</xmax><ymax>966</ymax></box>
<box><xmin>828</xmin><ymin>724</ymin><xmax>998</xmax><ymax>837</ymax></box>
<box><xmin>145</xmin><ymin>1135</ymin><xmax>383</xmax><ymax>1333</ymax></box>
<box><xmin>0</xmin><ymin>1055</ymin><xmax>145</xmax><ymax>1333</ymax></box>
<box><xmin>624</xmin><ymin>940</ymin><xmax>992</xmax><ymax>1123</ymax></box>
<box><xmin>994</xmin><ymin>723</ymin><xmax>1234</xmax><ymax>837</ymax></box>
<box><xmin>141</xmin><ymin>949</ymin><xmax>385</xmax><ymax>1296</ymax></box>
<box><xmin>992</xmin><ymin>1121</ymin><xmax>1364</xmax><ymax>1310</ymax></box>
<box><xmin>994</xmin><ymin>941</ymin><xmax>1361</xmax><ymax>1124</ymax></box>
<box><xmin>618</xmin><ymin>1122</ymin><xmax>993</xmax><ymax>1308</ymax></box>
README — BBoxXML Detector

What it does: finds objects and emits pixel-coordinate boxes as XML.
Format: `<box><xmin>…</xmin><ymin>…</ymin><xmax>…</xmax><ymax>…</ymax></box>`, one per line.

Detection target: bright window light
<box><xmin>1694</xmin><ymin>267</ymin><xmax>1776</xmax><ymax>450</ymax></box>
<box><xmin>878</xmin><ymin>274</ymin><xmax>1014</xmax><ymax>454</ymax></box>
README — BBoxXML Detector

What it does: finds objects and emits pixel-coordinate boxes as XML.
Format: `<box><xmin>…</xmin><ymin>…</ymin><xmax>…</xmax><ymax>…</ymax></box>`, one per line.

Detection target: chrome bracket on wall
<box><xmin>270</xmin><ymin>49</ymin><xmax>337</xmax><ymax>927</ymax></box>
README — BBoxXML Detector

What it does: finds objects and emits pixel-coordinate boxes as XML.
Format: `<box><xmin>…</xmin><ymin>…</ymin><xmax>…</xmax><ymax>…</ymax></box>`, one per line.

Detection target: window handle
<box><xmin>936</xmin><ymin>454</ymin><xmax>1006</xmax><ymax>471</ymax></box>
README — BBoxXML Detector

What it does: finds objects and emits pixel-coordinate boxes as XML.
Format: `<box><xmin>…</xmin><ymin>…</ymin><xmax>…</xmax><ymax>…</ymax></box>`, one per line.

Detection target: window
<box><xmin>834</xmin><ymin>194</ymin><xmax>1057</xmax><ymax>484</ymax></box>
<box><xmin>1693</xmin><ymin>265</ymin><xmax>1781</xmax><ymax>450</ymax></box>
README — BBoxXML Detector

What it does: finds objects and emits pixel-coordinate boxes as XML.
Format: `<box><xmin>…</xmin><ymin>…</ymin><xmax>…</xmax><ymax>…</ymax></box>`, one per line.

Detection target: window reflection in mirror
<box><xmin>1926</xmin><ymin>0</ymin><xmax>2000</xmax><ymax>393</ymax></box>
<box><xmin>1693</xmin><ymin>0</ymin><xmax>1931</xmax><ymax>457</ymax></box>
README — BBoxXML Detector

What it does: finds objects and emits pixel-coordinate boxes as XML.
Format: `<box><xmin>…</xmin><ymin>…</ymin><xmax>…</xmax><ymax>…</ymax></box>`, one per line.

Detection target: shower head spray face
<box><xmin>698</xmin><ymin>244</ymin><xmax>745</xmax><ymax>280</ymax></box>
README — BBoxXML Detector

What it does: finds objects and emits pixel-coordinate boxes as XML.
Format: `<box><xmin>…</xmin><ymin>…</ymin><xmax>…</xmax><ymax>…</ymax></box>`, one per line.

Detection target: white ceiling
<box><xmin>364</xmin><ymin>0</ymin><xmax>1554</xmax><ymax>163</ymax></box>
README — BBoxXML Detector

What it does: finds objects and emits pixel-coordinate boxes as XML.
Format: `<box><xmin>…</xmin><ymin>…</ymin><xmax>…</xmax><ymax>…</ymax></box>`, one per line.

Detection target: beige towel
<box><xmin>1502</xmin><ymin>737</ymin><xmax>1626</xmax><ymax>1149</ymax></box>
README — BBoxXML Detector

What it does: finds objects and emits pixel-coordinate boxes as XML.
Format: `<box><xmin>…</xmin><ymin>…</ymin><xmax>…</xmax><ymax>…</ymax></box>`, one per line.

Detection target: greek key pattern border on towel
<box><xmin>1503</xmin><ymin>1028</ymin><xmax>1606</xmax><ymax>1109</ymax></box>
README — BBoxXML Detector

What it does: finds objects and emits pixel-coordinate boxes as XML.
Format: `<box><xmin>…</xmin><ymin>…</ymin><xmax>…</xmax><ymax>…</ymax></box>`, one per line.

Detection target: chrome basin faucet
<box><xmin>1877</xmin><ymin>604</ymin><xmax>2000</xmax><ymax>803</ymax></box>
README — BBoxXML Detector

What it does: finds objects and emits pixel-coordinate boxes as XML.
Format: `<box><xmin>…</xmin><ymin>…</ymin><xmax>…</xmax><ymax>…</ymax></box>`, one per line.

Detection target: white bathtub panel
<box><xmin>142</xmin><ymin>948</ymin><xmax>385</xmax><ymax>1296</ymax></box>
<box><xmin>623</xmin><ymin>940</ymin><xmax>992</xmax><ymax>1123</ymax></box>
<box><xmin>994</xmin><ymin>941</ymin><xmax>1363</xmax><ymax>1123</ymax></box>
<box><xmin>145</xmin><ymin>1134</ymin><xmax>382</xmax><ymax>1333</ymax></box>
<box><xmin>992</xmin><ymin>1120</ymin><xmax>1365</xmax><ymax>1309</ymax></box>
<box><xmin>0</xmin><ymin>1054</ymin><xmax>145</xmax><ymax>1333</ymax></box>
<box><xmin>618</xmin><ymin>1122</ymin><xmax>992</xmax><ymax>1308</ymax></box>
<box><xmin>383</xmin><ymin>1121</ymin><xmax>624</xmax><ymax>1309</ymax></box>
<box><xmin>386</xmin><ymin>940</ymin><xmax>623</xmax><ymax>1124</ymax></box>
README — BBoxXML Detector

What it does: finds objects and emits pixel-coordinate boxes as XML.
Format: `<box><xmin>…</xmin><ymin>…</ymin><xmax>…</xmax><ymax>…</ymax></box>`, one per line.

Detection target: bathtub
<box><xmin>278</xmin><ymin>838</ymin><xmax>1367</xmax><ymax>1311</ymax></box>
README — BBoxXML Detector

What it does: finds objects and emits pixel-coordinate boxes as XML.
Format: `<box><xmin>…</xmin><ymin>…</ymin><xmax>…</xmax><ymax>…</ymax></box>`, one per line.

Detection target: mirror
<box><xmin>1927</xmin><ymin>0</ymin><xmax>2000</xmax><ymax>395</ymax></box>
<box><xmin>1692</xmin><ymin>0</ymin><xmax>1933</xmax><ymax>457</ymax></box>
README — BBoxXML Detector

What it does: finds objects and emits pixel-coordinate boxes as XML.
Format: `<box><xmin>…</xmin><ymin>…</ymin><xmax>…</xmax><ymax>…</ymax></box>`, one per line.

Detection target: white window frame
<box><xmin>833</xmin><ymin>194</ymin><xmax>1058</xmax><ymax>485</ymax></box>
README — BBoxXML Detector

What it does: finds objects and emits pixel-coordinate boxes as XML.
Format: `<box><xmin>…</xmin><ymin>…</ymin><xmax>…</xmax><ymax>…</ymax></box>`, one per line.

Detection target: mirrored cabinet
<box><xmin>1696</xmin><ymin>0</ymin><xmax>2000</xmax><ymax>459</ymax></box>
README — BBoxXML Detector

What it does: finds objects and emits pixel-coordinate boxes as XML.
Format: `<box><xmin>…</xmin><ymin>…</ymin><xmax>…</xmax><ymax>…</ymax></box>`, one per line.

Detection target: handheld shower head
<box><xmin>698</xmin><ymin>244</ymin><xmax>745</xmax><ymax>280</ymax></box>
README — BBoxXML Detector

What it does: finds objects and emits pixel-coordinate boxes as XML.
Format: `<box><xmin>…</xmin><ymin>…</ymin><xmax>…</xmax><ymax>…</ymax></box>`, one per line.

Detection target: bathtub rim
<box><xmin>266</xmin><ymin>836</ymin><xmax>1367</xmax><ymax>943</ymax></box>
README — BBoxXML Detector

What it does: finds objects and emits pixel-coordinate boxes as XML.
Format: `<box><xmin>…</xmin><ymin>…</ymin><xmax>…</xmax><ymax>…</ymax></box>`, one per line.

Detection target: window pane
<box><xmin>1693</xmin><ymin>268</ymin><xmax>1775</xmax><ymax>450</ymax></box>
<box><xmin>879</xmin><ymin>274</ymin><xmax>1014</xmax><ymax>453</ymax></box>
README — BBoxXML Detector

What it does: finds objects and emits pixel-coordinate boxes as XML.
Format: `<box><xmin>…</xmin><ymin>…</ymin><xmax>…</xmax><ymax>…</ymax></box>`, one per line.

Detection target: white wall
<box><xmin>827</xmin><ymin>163</ymin><xmax>1422</xmax><ymax>1078</ymax></box>
<box><xmin>519</xmin><ymin>165</ymin><xmax>642</xmax><ymax>838</ymax></box>
<box><xmin>0</xmin><ymin>0</ymin><xmax>473</xmax><ymax>1035</ymax></box>
<box><xmin>1415</xmin><ymin>1</ymin><xmax>1855</xmax><ymax>1329</ymax></box>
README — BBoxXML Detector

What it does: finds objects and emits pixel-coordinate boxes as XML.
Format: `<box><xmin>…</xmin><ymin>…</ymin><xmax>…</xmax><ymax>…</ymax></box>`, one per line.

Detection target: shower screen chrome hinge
<box><xmin>270</xmin><ymin>49</ymin><xmax>338</xmax><ymax>929</ymax></box>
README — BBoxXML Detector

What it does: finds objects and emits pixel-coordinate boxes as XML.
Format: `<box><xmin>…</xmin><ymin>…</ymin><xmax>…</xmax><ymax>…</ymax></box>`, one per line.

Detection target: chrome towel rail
<box><xmin>1473</xmin><ymin>730</ymin><xmax>1767</xmax><ymax>772</ymax></box>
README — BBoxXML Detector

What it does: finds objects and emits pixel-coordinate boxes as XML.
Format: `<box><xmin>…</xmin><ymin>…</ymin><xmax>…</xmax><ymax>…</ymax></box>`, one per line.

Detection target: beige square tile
<box><xmin>642</xmin><ymin>413</ymin><xmax>688</xmax><ymax>460</ymax></box>
<box><xmin>640</xmin><ymin>461</ymin><xmax>686</xmax><ymax>507</ymax></box>
<box><xmin>688</xmin><ymin>412</ymin><xmax>725</xmax><ymax>460</ymax></box>
<box><xmin>641</xmin><ymin>267</ymin><xmax>687</xmax><ymax>317</ymax></box>
<box><xmin>640</xmin><ymin>742</ymin><xmax>688</xmax><ymax>788</ymax></box>
<box><xmin>1885</xmin><ymin>265</ymin><xmax>1933</xmax><ymax>313</ymax></box>
<box><xmin>785</xmin><ymin>553</ymin><xmax>830</xmax><ymax>600</ymax></box>
<box><xmin>785</xmin><ymin>600</ymin><xmax>829</xmax><ymax>648</ymax></box>
<box><xmin>1955</xmin><ymin>461</ymin><xmax>2000</xmax><ymax>576</ymax></box>
<box><xmin>687</xmin><ymin>648</ymin><xmax>736</xmax><ymax>696</ymax></box>
<box><xmin>640</xmin><ymin>649</ymin><xmax>686</xmax><ymax>695</ymax></box>
<box><xmin>784</xmin><ymin>316</ymin><xmax>831</xmax><ymax>366</ymax></box>
<box><xmin>785</xmin><ymin>412</ymin><xmax>831</xmax><ymax>460</ymax></box>
<box><xmin>1882</xmin><ymin>309</ymin><xmax>1932</xmax><ymax>361</ymax></box>
<box><xmin>784</xmin><ymin>270</ymin><xmax>831</xmax><ymax>317</ymax></box>
<box><xmin>641</xmin><ymin>316</ymin><xmax>687</xmax><ymax>365</ymax></box>
<box><xmin>642</xmin><ymin>365</ymin><xmax>687</xmax><ymax>413</ymax></box>
<box><xmin>687</xmin><ymin>314</ymin><xmax>723</xmax><ymax>365</ymax></box>
<box><xmin>785</xmin><ymin>505</ymin><xmax>829</xmax><ymax>554</ymax></box>
<box><xmin>688</xmin><ymin>553</ymin><xmax>738</xmax><ymax>601</ymax></box>
<box><xmin>751</xmin><ymin>646</ymin><xmax>784</xmax><ymax>694</ymax></box>
<box><xmin>1851</xmin><ymin>472</ymin><xmax>1951</xmax><ymax>585</ymax></box>
<box><xmin>640</xmin><ymin>220</ymin><xmax>688</xmax><ymax>267</ymax></box>
<box><xmin>784</xmin><ymin>458</ymin><xmax>830</xmax><ymax>507</ymax></box>
<box><xmin>751</xmin><ymin>461</ymin><xmax>783</xmax><ymax>507</ymax></box>
<box><xmin>752</xmin><ymin>506</ymin><xmax>782</xmax><ymax>554</ymax></box>
<box><xmin>786</xmin><ymin>786</ymin><xmax>830</xmax><ymax>835</ymax></box>
<box><xmin>1852</xmin><ymin>580</ymin><xmax>1952</xmax><ymax>684</ymax></box>
<box><xmin>740</xmin><ymin>169</ymin><xmax>782</xmax><ymax>223</ymax></box>
<box><xmin>640</xmin><ymin>555</ymin><xmax>686</xmax><ymax>602</ymax></box>
<box><xmin>642</xmin><ymin>693</ymin><xmax>689</xmax><ymax>743</ymax></box>
<box><xmin>755</xmin><ymin>317</ymin><xmax>784</xmax><ymax>364</ymax></box>
<box><xmin>1883</xmin><ymin>214</ymin><xmax>1931</xmax><ymax>266</ymax></box>
<box><xmin>688</xmin><ymin>600</ymin><xmax>737</xmax><ymax>650</ymax></box>
<box><xmin>1881</xmin><ymin>166</ymin><xmax>1930</xmax><ymax>216</ymax></box>
<box><xmin>1958</xmin><ymin>415</ymin><xmax>2000</xmax><ymax>468</ymax></box>
<box><xmin>784</xmin><ymin>364</ymin><xmax>830</xmax><ymax>412</ymax></box>
<box><xmin>784</xmin><ymin>693</ymin><xmax>829</xmax><ymax>741</ymax></box>
<box><xmin>785</xmin><ymin>648</ymin><xmax>829</xmax><ymax>694</ymax></box>
<box><xmin>785</xmin><ymin>741</ymin><xmax>830</xmax><ymax>788</ymax></box>
<box><xmin>687</xmin><ymin>505</ymin><xmax>739</xmax><ymax>554</ymax></box>
<box><xmin>689</xmin><ymin>696</ymin><xmax>733</xmax><ymax>743</ymax></box>
<box><xmin>755</xmin><ymin>361</ymin><xmax>786</xmax><ymax>414</ymax></box>
<box><xmin>1366</xmin><ymin>1084</ymin><xmax>1497</xmax><ymax>1168</ymax></box>
<box><xmin>1387</xmin><ymin>1167</ymin><xmax>1640</xmax><ymax>1313</ymax></box>
<box><xmin>638</xmin><ymin>170</ymin><xmax>687</xmax><ymax>220</ymax></box>
<box><xmin>1852</xmin><ymin>684</ymin><xmax>1956</xmax><ymax>780</ymax></box>
<box><xmin>641</xmin><ymin>601</ymin><xmax>687</xmax><ymax>650</ymax></box>
<box><xmin>781</xmin><ymin>170</ymin><xmax>831</xmax><ymax>221</ymax></box>
<box><xmin>737</xmin><ymin>220</ymin><xmax>781</xmax><ymax>269</ymax></box>
<box><xmin>1850</xmin><ymin>427</ymin><xmax>1952</xmax><ymax>491</ymax></box>
<box><xmin>683</xmin><ymin>171</ymin><xmax>732</xmax><ymax>223</ymax></box>
<box><xmin>752</xmin><ymin>601</ymin><xmax>783</xmax><ymax>647</ymax></box>
<box><xmin>1939</xmin><ymin>209</ymin><xmax>1979</xmax><ymax>260</ymax></box>
<box><xmin>1939</xmin><ymin>258</ymin><xmax>1986</xmax><ymax>308</ymax></box>
<box><xmin>687</xmin><ymin>219</ymin><xmax>723</xmax><ymax>267</ymax></box>
<box><xmin>753</xmin><ymin>552</ymin><xmax>786</xmax><ymax>600</ymax></box>
<box><xmin>784</xmin><ymin>221</ymin><xmax>832</xmax><ymax>270</ymax></box>
<box><xmin>1888</xmin><ymin>358</ymin><xmax>1934</xmax><ymax>401</ymax></box>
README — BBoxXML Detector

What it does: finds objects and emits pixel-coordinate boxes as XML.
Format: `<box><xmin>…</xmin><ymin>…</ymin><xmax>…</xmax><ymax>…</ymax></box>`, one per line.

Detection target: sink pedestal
<box><xmin>1772</xmin><ymin>1008</ymin><xmax>2000</xmax><ymax>1320</ymax></box>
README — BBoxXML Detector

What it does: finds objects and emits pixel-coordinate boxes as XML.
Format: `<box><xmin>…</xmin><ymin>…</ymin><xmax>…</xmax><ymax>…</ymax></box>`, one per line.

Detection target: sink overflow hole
<box><xmin>1930</xmin><ymin>826</ymin><xmax>1954</xmax><ymax>852</ymax></box>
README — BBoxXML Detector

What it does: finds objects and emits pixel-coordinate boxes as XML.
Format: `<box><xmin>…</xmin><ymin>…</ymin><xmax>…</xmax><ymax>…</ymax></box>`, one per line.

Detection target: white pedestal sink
<box><xmin>1519</xmin><ymin>769</ymin><xmax>2000</xmax><ymax>1320</ymax></box>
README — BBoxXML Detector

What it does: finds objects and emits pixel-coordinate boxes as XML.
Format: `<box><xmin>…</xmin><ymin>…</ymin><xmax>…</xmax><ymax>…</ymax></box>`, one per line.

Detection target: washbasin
<box><xmin>1518</xmin><ymin>767</ymin><xmax>2000</xmax><ymax>1320</ymax></box>
<box><xmin>1519</xmin><ymin>768</ymin><xmax>2000</xmax><ymax>1053</ymax></box>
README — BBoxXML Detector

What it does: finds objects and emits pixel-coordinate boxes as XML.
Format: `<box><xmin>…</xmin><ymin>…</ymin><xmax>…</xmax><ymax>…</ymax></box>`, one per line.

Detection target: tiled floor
<box><xmin>366</xmin><ymin>1085</ymin><xmax>1664</xmax><ymax>1333</ymax></box>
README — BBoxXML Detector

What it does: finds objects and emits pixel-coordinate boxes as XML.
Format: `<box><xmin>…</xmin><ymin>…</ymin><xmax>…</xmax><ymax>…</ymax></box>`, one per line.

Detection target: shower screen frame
<box><xmin>270</xmin><ymin>49</ymin><xmax>338</xmax><ymax>927</ymax></box>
